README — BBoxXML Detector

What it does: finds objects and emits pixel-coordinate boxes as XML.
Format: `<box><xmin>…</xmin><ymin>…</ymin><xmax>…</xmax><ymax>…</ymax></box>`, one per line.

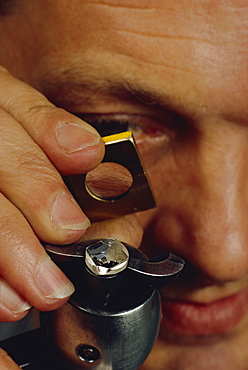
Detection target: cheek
<box><xmin>143</xmin><ymin>149</ymin><xmax>192</xmax><ymax>210</ymax></box>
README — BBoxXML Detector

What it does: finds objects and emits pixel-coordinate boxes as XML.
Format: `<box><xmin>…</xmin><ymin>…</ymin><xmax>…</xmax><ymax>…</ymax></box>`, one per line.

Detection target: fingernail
<box><xmin>0</xmin><ymin>279</ymin><xmax>32</xmax><ymax>314</ymax></box>
<box><xmin>51</xmin><ymin>192</ymin><xmax>91</xmax><ymax>230</ymax></box>
<box><xmin>37</xmin><ymin>256</ymin><xmax>75</xmax><ymax>299</ymax></box>
<box><xmin>56</xmin><ymin>123</ymin><xmax>100</xmax><ymax>153</ymax></box>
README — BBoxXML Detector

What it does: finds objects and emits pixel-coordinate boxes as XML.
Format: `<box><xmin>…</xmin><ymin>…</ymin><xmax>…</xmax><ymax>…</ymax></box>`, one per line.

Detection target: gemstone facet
<box><xmin>85</xmin><ymin>238</ymin><xmax>129</xmax><ymax>276</ymax></box>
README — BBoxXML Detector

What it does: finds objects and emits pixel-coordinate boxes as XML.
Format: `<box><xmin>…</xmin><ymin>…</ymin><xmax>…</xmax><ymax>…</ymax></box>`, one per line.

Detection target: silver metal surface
<box><xmin>41</xmin><ymin>289</ymin><xmax>161</xmax><ymax>370</ymax></box>
<box><xmin>128</xmin><ymin>252</ymin><xmax>185</xmax><ymax>277</ymax></box>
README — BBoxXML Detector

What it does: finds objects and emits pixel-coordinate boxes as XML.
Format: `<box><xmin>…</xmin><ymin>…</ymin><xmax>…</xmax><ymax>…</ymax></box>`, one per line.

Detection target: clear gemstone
<box><xmin>85</xmin><ymin>238</ymin><xmax>129</xmax><ymax>276</ymax></box>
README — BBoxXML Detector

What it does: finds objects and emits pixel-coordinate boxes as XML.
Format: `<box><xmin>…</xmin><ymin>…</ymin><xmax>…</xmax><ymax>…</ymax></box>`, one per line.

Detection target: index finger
<box><xmin>0</xmin><ymin>66</ymin><xmax>105</xmax><ymax>175</ymax></box>
<box><xmin>0</xmin><ymin>349</ymin><xmax>20</xmax><ymax>370</ymax></box>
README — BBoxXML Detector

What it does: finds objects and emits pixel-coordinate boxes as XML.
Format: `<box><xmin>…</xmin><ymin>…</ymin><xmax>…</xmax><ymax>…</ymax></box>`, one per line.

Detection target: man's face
<box><xmin>1</xmin><ymin>1</ymin><xmax>248</xmax><ymax>368</ymax></box>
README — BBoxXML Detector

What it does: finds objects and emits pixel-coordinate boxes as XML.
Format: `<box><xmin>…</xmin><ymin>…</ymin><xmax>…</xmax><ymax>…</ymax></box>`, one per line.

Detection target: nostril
<box><xmin>177</xmin><ymin>263</ymin><xmax>219</xmax><ymax>288</ymax></box>
<box><xmin>181</xmin><ymin>252</ymin><xmax>248</xmax><ymax>284</ymax></box>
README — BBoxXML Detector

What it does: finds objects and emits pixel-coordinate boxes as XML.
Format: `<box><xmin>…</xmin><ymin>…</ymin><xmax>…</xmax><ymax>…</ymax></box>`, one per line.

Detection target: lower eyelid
<box><xmin>74</xmin><ymin>113</ymin><xmax>174</xmax><ymax>141</ymax></box>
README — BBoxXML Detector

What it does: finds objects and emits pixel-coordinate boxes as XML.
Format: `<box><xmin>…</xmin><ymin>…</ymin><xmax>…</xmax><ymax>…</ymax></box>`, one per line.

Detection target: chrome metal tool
<box><xmin>41</xmin><ymin>239</ymin><xmax>184</xmax><ymax>370</ymax></box>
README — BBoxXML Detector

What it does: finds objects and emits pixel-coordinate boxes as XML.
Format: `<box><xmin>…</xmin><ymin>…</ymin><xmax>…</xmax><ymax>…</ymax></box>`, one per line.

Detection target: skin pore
<box><xmin>0</xmin><ymin>1</ymin><xmax>248</xmax><ymax>369</ymax></box>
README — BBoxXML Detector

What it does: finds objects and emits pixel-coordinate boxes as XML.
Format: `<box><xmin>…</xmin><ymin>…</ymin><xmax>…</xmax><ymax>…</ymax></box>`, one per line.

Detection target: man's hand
<box><xmin>0</xmin><ymin>349</ymin><xmax>20</xmax><ymax>369</ymax></box>
<box><xmin>0</xmin><ymin>66</ymin><xmax>105</xmax><ymax>322</ymax></box>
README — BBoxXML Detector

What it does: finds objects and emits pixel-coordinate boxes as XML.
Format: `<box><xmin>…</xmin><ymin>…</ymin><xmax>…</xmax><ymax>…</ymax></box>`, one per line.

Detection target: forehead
<box><xmin>28</xmin><ymin>0</ymin><xmax>248</xmax><ymax>121</ymax></box>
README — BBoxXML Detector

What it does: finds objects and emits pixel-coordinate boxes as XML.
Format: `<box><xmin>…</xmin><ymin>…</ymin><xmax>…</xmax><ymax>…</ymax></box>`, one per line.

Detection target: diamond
<box><xmin>85</xmin><ymin>238</ymin><xmax>129</xmax><ymax>276</ymax></box>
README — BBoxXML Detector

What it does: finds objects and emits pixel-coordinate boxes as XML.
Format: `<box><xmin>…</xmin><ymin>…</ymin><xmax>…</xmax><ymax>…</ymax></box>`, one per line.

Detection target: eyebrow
<box><xmin>42</xmin><ymin>65</ymin><xmax>185</xmax><ymax>116</ymax></box>
<box><xmin>106</xmin><ymin>79</ymin><xmax>163</xmax><ymax>106</ymax></box>
<box><xmin>41</xmin><ymin>62</ymin><xmax>246</xmax><ymax>124</ymax></box>
<box><xmin>76</xmin><ymin>78</ymin><xmax>165</xmax><ymax>108</ymax></box>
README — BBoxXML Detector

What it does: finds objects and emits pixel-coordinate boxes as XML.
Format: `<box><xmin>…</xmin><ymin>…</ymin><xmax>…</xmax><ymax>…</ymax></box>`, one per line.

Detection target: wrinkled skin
<box><xmin>0</xmin><ymin>1</ymin><xmax>248</xmax><ymax>369</ymax></box>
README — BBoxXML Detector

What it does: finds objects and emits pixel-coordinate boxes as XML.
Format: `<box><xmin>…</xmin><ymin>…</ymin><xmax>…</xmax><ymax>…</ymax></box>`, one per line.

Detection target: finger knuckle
<box><xmin>10</xmin><ymin>148</ymin><xmax>60</xmax><ymax>183</ymax></box>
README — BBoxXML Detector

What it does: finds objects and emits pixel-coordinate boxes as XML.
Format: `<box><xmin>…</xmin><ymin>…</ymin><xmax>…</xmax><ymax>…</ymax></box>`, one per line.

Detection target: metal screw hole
<box><xmin>76</xmin><ymin>344</ymin><xmax>101</xmax><ymax>363</ymax></box>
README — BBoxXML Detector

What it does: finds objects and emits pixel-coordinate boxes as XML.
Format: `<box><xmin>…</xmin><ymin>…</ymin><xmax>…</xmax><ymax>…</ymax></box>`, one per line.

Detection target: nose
<box><xmin>150</xmin><ymin>119</ymin><xmax>248</xmax><ymax>282</ymax></box>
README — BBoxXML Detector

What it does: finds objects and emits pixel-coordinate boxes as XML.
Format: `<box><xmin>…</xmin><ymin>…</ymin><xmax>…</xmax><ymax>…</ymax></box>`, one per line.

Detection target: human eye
<box><xmin>73</xmin><ymin>112</ymin><xmax>174</xmax><ymax>158</ymax></box>
<box><xmin>75</xmin><ymin>114</ymin><xmax>140</xmax><ymax>137</ymax></box>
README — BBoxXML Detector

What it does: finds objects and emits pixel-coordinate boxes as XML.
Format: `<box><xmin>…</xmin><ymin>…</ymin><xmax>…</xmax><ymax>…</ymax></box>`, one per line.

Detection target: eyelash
<box><xmin>73</xmin><ymin>113</ymin><xmax>177</xmax><ymax>157</ymax></box>
<box><xmin>80</xmin><ymin>117</ymin><xmax>142</xmax><ymax>138</ymax></box>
